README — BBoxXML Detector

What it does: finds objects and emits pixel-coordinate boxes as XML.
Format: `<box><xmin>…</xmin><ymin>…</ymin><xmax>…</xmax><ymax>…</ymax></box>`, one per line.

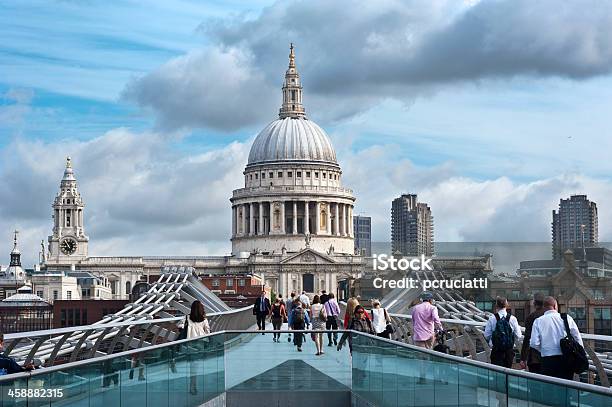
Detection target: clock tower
<box><xmin>46</xmin><ymin>157</ymin><xmax>89</xmax><ymax>266</ymax></box>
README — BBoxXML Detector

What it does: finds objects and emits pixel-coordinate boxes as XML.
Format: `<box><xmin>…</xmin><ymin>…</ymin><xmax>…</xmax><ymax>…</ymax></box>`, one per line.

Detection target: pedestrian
<box><xmin>286</xmin><ymin>292</ymin><xmax>296</xmax><ymax>342</ymax></box>
<box><xmin>320</xmin><ymin>289</ymin><xmax>329</xmax><ymax>304</ymax></box>
<box><xmin>530</xmin><ymin>296</ymin><xmax>583</xmax><ymax>380</ymax></box>
<box><xmin>343</xmin><ymin>297</ymin><xmax>370</xmax><ymax>327</ymax></box>
<box><xmin>324</xmin><ymin>293</ymin><xmax>341</xmax><ymax>346</ymax></box>
<box><xmin>270</xmin><ymin>297</ymin><xmax>287</xmax><ymax>342</ymax></box>
<box><xmin>410</xmin><ymin>292</ymin><xmax>442</xmax><ymax>349</ymax></box>
<box><xmin>484</xmin><ymin>297</ymin><xmax>522</xmax><ymax>368</ymax></box>
<box><xmin>0</xmin><ymin>333</ymin><xmax>34</xmax><ymax>375</ymax></box>
<box><xmin>253</xmin><ymin>290</ymin><xmax>271</xmax><ymax>334</ymax></box>
<box><xmin>337</xmin><ymin>305</ymin><xmax>375</xmax><ymax>385</ymax></box>
<box><xmin>291</xmin><ymin>299</ymin><xmax>310</xmax><ymax>352</ymax></box>
<box><xmin>337</xmin><ymin>305</ymin><xmax>375</xmax><ymax>353</ymax></box>
<box><xmin>184</xmin><ymin>300</ymin><xmax>210</xmax><ymax>395</ymax></box>
<box><xmin>299</xmin><ymin>291</ymin><xmax>310</xmax><ymax>308</ymax></box>
<box><xmin>370</xmin><ymin>299</ymin><xmax>392</xmax><ymax>339</ymax></box>
<box><xmin>520</xmin><ymin>293</ymin><xmax>545</xmax><ymax>373</ymax></box>
<box><xmin>310</xmin><ymin>295</ymin><xmax>327</xmax><ymax>355</ymax></box>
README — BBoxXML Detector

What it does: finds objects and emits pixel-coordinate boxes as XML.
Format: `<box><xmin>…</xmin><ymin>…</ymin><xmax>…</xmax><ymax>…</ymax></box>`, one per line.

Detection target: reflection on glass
<box><xmin>0</xmin><ymin>331</ymin><xmax>610</xmax><ymax>407</ymax></box>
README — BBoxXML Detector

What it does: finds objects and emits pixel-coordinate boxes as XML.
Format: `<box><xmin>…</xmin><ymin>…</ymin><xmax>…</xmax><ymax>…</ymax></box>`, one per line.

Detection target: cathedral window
<box><xmin>288</xmin><ymin>172</ymin><xmax>292</xmax><ymax>177</ymax></box>
<box><xmin>306</xmin><ymin>171</ymin><xmax>310</xmax><ymax>177</ymax></box>
<box><xmin>297</xmin><ymin>172</ymin><xmax>301</xmax><ymax>177</ymax></box>
<box><xmin>255</xmin><ymin>173</ymin><xmax>258</xmax><ymax>179</ymax></box>
<box><xmin>315</xmin><ymin>172</ymin><xmax>319</xmax><ymax>178</ymax></box>
<box><xmin>262</xmin><ymin>173</ymin><xmax>265</xmax><ymax>179</ymax></box>
<box><xmin>323</xmin><ymin>173</ymin><xmax>326</xmax><ymax>179</ymax></box>
<box><xmin>269</xmin><ymin>172</ymin><xmax>274</xmax><ymax>178</ymax></box>
<box><xmin>278</xmin><ymin>172</ymin><xmax>283</xmax><ymax>178</ymax></box>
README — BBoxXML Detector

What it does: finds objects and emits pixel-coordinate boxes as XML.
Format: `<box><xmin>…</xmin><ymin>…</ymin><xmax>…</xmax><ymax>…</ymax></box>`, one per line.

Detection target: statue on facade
<box><xmin>304</xmin><ymin>233</ymin><xmax>311</xmax><ymax>248</ymax></box>
<box><xmin>281</xmin><ymin>245</ymin><xmax>287</xmax><ymax>255</ymax></box>
<box><xmin>328</xmin><ymin>244</ymin><xmax>335</xmax><ymax>255</ymax></box>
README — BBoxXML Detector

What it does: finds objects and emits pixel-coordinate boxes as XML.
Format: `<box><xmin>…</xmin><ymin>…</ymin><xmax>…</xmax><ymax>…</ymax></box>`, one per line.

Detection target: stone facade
<box><xmin>40</xmin><ymin>45</ymin><xmax>364</xmax><ymax>298</ymax></box>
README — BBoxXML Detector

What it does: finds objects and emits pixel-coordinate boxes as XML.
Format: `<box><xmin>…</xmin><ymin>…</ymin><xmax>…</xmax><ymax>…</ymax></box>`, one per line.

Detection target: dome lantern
<box><xmin>279</xmin><ymin>43</ymin><xmax>306</xmax><ymax>119</ymax></box>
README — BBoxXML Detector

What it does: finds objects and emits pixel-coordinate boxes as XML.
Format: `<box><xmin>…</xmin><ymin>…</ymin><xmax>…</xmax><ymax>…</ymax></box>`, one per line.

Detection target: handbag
<box><xmin>383</xmin><ymin>308</ymin><xmax>394</xmax><ymax>335</ymax></box>
<box><xmin>319</xmin><ymin>305</ymin><xmax>327</xmax><ymax>322</ymax></box>
<box><xmin>560</xmin><ymin>313</ymin><xmax>588</xmax><ymax>374</ymax></box>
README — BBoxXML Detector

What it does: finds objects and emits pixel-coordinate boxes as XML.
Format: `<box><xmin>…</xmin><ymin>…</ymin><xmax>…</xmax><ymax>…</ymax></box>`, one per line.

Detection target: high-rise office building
<box><xmin>391</xmin><ymin>194</ymin><xmax>434</xmax><ymax>256</ymax></box>
<box><xmin>552</xmin><ymin>194</ymin><xmax>598</xmax><ymax>258</ymax></box>
<box><xmin>353</xmin><ymin>215</ymin><xmax>372</xmax><ymax>256</ymax></box>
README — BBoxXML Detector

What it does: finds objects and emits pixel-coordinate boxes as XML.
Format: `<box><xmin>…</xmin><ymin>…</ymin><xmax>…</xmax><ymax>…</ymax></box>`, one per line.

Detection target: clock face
<box><xmin>60</xmin><ymin>238</ymin><xmax>78</xmax><ymax>255</ymax></box>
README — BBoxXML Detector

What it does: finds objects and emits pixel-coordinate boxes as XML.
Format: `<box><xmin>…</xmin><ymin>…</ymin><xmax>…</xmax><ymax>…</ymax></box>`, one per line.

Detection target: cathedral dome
<box><xmin>247</xmin><ymin>117</ymin><xmax>337</xmax><ymax>166</ymax></box>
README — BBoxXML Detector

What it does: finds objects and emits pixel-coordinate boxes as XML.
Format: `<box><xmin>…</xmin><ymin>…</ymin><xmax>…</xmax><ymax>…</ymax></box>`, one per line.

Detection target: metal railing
<box><xmin>3</xmin><ymin>305</ymin><xmax>254</xmax><ymax>367</ymax></box>
<box><xmin>387</xmin><ymin>312</ymin><xmax>612</xmax><ymax>388</ymax></box>
<box><xmin>1</xmin><ymin>329</ymin><xmax>609</xmax><ymax>407</ymax></box>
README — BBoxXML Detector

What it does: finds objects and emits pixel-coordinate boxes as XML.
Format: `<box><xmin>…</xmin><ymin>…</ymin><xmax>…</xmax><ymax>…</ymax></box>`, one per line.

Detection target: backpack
<box><xmin>272</xmin><ymin>304</ymin><xmax>282</xmax><ymax>318</ymax></box>
<box><xmin>492</xmin><ymin>312</ymin><xmax>515</xmax><ymax>350</ymax></box>
<box><xmin>177</xmin><ymin>317</ymin><xmax>188</xmax><ymax>340</ymax></box>
<box><xmin>293</xmin><ymin>307</ymin><xmax>305</xmax><ymax>325</ymax></box>
<box><xmin>560</xmin><ymin>313</ymin><xmax>589</xmax><ymax>374</ymax></box>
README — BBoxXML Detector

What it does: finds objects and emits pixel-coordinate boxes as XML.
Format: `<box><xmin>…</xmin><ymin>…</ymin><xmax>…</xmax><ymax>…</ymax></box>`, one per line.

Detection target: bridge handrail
<box><xmin>3</xmin><ymin>305</ymin><xmax>253</xmax><ymax>341</ymax></box>
<box><xmin>389</xmin><ymin>312</ymin><xmax>612</xmax><ymax>342</ymax></box>
<box><xmin>1</xmin><ymin>329</ymin><xmax>610</xmax><ymax>396</ymax></box>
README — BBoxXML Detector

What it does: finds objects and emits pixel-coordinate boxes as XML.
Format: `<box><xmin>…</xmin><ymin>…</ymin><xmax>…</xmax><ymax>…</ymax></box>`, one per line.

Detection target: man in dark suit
<box><xmin>520</xmin><ymin>293</ymin><xmax>545</xmax><ymax>373</ymax></box>
<box><xmin>253</xmin><ymin>291</ymin><xmax>271</xmax><ymax>334</ymax></box>
<box><xmin>320</xmin><ymin>290</ymin><xmax>329</xmax><ymax>304</ymax></box>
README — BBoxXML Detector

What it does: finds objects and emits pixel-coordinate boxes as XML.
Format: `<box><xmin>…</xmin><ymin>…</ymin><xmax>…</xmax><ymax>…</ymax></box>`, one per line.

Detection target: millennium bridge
<box><xmin>1</xmin><ymin>266</ymin><xmax>610</xmax><ymax>406</ymax></box>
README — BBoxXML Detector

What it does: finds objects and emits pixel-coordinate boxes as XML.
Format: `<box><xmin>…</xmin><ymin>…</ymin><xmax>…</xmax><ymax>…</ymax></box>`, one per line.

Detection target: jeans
<box><xmin>272</xmin><ymin>317</ymin><xmax>283</xmax><ymax>340</ymax></box>
<box><xmin>293</xmin><ymin>322</ymin><xmax>305</xmax><ymax>348</ymax></box>
<box><xmin>326</xmin><ymin>315</ymin><xmax>339</xmax><ymax>344</ymax></box>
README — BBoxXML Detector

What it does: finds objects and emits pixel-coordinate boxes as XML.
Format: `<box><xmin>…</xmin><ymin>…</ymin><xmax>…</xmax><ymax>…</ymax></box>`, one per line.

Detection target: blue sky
<box><xmin>2</xmin><ymin>0</ymin><xmax>612</xmax><ymax>265</ymax></box>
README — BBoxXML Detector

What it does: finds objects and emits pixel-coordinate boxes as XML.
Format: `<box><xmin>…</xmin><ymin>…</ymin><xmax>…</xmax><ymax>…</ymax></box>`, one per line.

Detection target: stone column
<box><xmin>326</xmin><ymin>203</ymin><xmax>331</xmax><ymax>234</ymax></box>
<box><xmin>231</xmin><ymin>206</ymin><xmax>236</xmax><ymax>237</ymax></box>
<box><xmin>280</xmin><ymin>201</ymin><xmax>286</xmax><ymax>234</ymax></box>
<box><xmin>259</xmin><ymin>202</ymin><xmax>264</xmax><ymax>235</ymax></box>
<box><xmin>334</xmin><ymin>203</ymin><xmax>340</xmax><ymax>236</ymax></box>
<box><xmin>293</xmin><ymin>201</ymin><xmax>298</xmax><ymax>234</ymax></box>
<box><xmin>241</xmin><ymin>204</ymin><xmax>246</xmax><ymax>237</ymax></box>
<box><xmin>342</xmin><ymin>204</ymin><xmax>347</xmax><ymax>236</ymax></box>
<box><xmin>348</xmin><ymin>205</ymin><xmax>353</xmax><ymax>237</ymax></box>
<box><xmin>249</xmin><ymin>203</ymin><xmax>255</xmax><ymax>236</ymax></box>
<box><xmin>304</xmin><ymin>201</ymin><xmax>310</xmax><ymax>234</ymax></box>
<box><xmin>315</xmin><ymin>201</ymin><xmax>321</xmax><ymax>234</ymax></box>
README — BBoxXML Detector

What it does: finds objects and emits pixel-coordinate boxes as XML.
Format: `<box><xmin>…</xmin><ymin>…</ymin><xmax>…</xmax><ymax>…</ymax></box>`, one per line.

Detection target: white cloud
<box><xmin>0</xmin><ymin>129</ymin><xmax>250</xmax><ymax>266</ymax></box>
<box><xmin>125</xmin><ymin>0</ymin><xmax>612</xmax><ymax>131</ymax></box>
<box><xmin>2</xmin><ymin>128</ymin><xmax>612</xmax><ymax>269</ymax></box>
<box><xmin>337</xmin><ymin>142</ymin><xmax>612</xmax><ymax>244</ymax></box>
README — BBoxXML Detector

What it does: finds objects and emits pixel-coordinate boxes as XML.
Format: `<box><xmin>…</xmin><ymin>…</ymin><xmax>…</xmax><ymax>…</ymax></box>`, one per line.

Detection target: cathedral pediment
<box><xmin>281</xmin><ymin>249</ymin><xmax>336</xmax><ymax>265</ymax></box>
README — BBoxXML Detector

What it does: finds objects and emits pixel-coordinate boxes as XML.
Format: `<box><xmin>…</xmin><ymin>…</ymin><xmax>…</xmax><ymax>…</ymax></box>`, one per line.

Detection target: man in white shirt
<box><xmin>484</xmin><ymin>297</ymin><xmax>523</xmax><ymax>368</ymax></box>
<box><xmin>299</xmin><ymin>291</ymin><xmax>310</xmax><ymax>308</ymax></box>
<box><xmin>530</xmin><ymin>296</ymin><xmax>583</xmax><ymax>380</ymax></box>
